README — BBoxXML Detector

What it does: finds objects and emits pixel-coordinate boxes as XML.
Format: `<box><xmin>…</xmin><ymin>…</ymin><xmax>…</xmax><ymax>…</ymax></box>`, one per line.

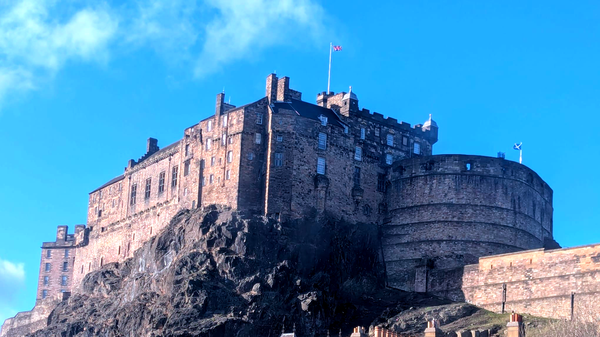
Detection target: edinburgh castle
<box><xmin>3</xmin><ymin>74</ymin><xmax>600</xmax><ymax>337</ymax></box>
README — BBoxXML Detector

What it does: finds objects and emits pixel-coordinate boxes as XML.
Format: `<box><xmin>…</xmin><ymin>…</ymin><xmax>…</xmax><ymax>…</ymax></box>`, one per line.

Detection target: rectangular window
<box><xmin>353</xmin><ymin>167</ymin><xmax>361</xmax><ymax>187</ymax></box>
<box><xmin>402</xmin><ymin>136</ymin><xmax>408</xmax><ymax>146</ymax></box>
<box><xmin>42</xmin><ymin>290</ymin><xmax>47</xmax><ymax>299</ymax></box>
<box><xmin>207</xmin><ymin>120</ymin><xmax>212</xmax><ymax>131</ymax></box>
<box><xmin>46</xmin><ymin>250</ymin><xmax>51</xmax><ymax>258</ymax></box>
<box><xmin>375</xmin><ymin>128</ymin><xmax>380</xmax><ymax>137</ymax></box>
<box><xmin>210</xmin><ymin>157</ymin><xmax>215</xmax><ymax>167</ymax></box>
<box><xmin>97</xmin><ymin>209</ymin><xmax>102</xmax><ymax>218</ymax></box>
<box><xmin>45</xmin><ymin>263</ymin><xmax>51</xmax><ymax>272</ymax></box>
<box><xmin>228</xmin><ymin>136</ymin><xmax>233</xmax><ymax>144</ymax></box>
<box><xmin>64</xmin><ymin>249</ymin><xmax>69</xmax><ymax>258</ymax></box>
<box><xmin>206</xmin><ymin>138</ymin><xmax>212</xmax><ymax>151</ymax></box>
<box><xmin>414</xmin><ymin>142</ymin><xmax>421</xmax><ymax>155</ymax></box>
<box><xmin>171</xmin><ymin>166</ymin><xmax>178</xmax><ymax>188</ymax></box>
<box><xmin>158</xmin><ymin>172</ymin><xmax>165</xmax><ymax>193</ymax></box>
<box><xmin>318</xmin><ymin>132</ymin><xmax>327</xmax><ymax>150</ymax></box>
<box><xmin>201</xmin><ymin>176</ymin><xmax>206</xmax><ymax>186</ymax></box>
<box><xmin>360</xmin><ymin>128</ymin><xmax>366</xmax><ymax>140</ymax></box>
<box><xmin>226</xmin><ymin>170</ymin><xmax>231</xmax><ymax>180</ymax></box>
<box><xmin>343</xmin><ymin>125</ymin><xmax>349</xmax><ymax>134</ymax></box>
<box><xmin>209</xmin><ymin>174</ymin><xmax>214</xmax><ymax>184</ymax></box>
<box><xmin>222</xmin><ymin>115</ymin><xmax>228</xmax><ymax>127</ymax></box>
<box><xmin>248</xmin><ymin>153</ymin><xmax>254</xmax><ymax>160</ymax></box>
<box><xmin>63</xmin><ymin>262</ymin><xmax>68</xmax><ymax>272</ymax></box>
<box><xmin>377</xmin><ymin>173</ymin><xmax>386</xmax><ymax>192</ymax></box>
<box><xmin>185</xmin><ymin>144</ymin><xmax>189</xmax><ymax>156</ymax></box>
<box><xmin>145</xmin><ymin>178</ymin><xmax>151</xmax><ymax>200</ymax></box>
<box><xmin>227</xmin><ymin>151</ymin><xmax>233</xmax><ymax>163</ymax></box>
<box><xmin>387</xmin><ymin>134</ymin><xmax>394</xmax><ymax>146</ymax></box>
<box><xmin>386</xmin><ymin>154</ymin><xmax>393</xmax><ymax>165</ymax></box>
<box><xmin>255</xmin><ymin>133</ymin><xmax>262</xmax><ymax>144</ymax></box>
<box><xmin>256</xmin><ymin>113</ymin><xmax>263</xmax><ymax>125</ymax></box>
<box><xmin>354</xmin><ymin>146</ymin><xmax>362</xmax><ymax>161</ymax></box>
<box><xmin>277</xmin><ymin>135</ymin><xmax>283</xmax><ymax>142</ymax></box>
<box><xmin>61</xmin><ymin>276</ymin><xmax>67</xmax><ymax>286</ymax></box>
<box><xmin>112</xmin><ymin>199</ymin><xmax>116</xmax><ymax>208</ymax></box>
<box><xmin>222</xmin><ymin>133</ymin><xmax>227</xmax><ymax>146</ymax></box>
<box><xmin>130</xmin><ymin>184</ymin><xmax>137</xmax><ymax>205</ymax></box>
<box><xmin>184</xmin><ymin>160</ymin><xmax>190</xmax><ymax>176</ymax></box>
<box><xmin>317</xmin><ymin>157</ymin><xmax>326</xmax><ymax>175</ymax></box>
<box><xmin>43</xmin><ymin>276</ymin><xmax>49</xmax><ymax>285</ymax></box>
<box><xmin>319</xmin><ymin>115</ymin><xmax>328</xmax><ymax>126</ymax></box>
<box><xmin>274</xmin><ymin>153</ymin><xmax>283</xmax><ymax>167</ymax></box>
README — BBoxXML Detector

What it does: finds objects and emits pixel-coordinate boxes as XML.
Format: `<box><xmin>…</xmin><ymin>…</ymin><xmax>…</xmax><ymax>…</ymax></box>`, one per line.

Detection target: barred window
<box><xmin>64</xmin><ymin>249</ymin><xmax>69</xmax><ymax>258</ymax></box>
<box><xmin>387</xmin><ymin>134</ymin><xmax>394</xmax><ymax>146</ymax></box>
<box><xmin>145</xmin><ymin>178</ymin><xmax>151</xmax><ymax>200</ymax></box>
<box><xmin>130</xmin><ymin>184</ymin><xmax>137</xmax><ymax>205</ymax></box>
<box><xmin>45</xmin><ymin>263</ymin><xmax>51</xmax><ymax>272</ymax></box>
<box><xmin>184</xmin><ymin>160</ymin><xmax>190</xmax><ymax>176</ymax></box>
<box><xmin>171</xmin><ymin>166</ymin><xmax>178</xmax><ymax>188</ymax></box>
<box><xmin>256</xmin><ymin>113</ymin><xmax>263</xmax><ymax>125</ymax></box>
<box><xmin>354</xmin><ymin>146</ymin><xmax>362</xmax><ymax>161</ymax></box>
<box><xmin>318</xmin><ymin>132</ymin><xmax>327</xmax><ymax>150</ymax></box>
<box><xmin>158</xmin><ymin>172</ymin><xmax>165</xmax><ymax>193</ymax></box>
<box><xmin>317</xmin><ymin>157</ymin><xmax>326</xmax><ymax>175</ymax></box>
<box><xmin>63</xmin><ymin>262</ymin><xmax>68</xmax><ymax>272</ymax></box>
<box><xmin>360</xmin><ymin>128</ymin><xmax>366</xmax><ymax>140</ymax></box>
<box><xmin>274</xmin><ymin>153</ymin><xmax>283</xmax><ymax>166</ymax></box>
<box><xmin>386</xmin><ymin>154</ymin><xmax>393</xmax><ymax>165</ymax></box>
<box><xmin>277</xmin><ymin>135</ymin><xmax>283</xmax><ymax>142</ymax></box>
<box><xmin>255</xmin><ymin>133</ymin><xmax>262</xmax><ymax>144</ymax></box>
<box><xmin>375</xmin><ymin>128</ymin><xmax>380</xmax><ymax>137</ymax></box>
<box><xmin>46</xmin><ymin>250</ymin><xmax>51</xmax><ymax>258</ymax></box>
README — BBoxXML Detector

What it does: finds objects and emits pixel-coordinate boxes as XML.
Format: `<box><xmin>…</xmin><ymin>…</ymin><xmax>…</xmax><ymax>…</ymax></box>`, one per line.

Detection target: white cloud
<box><xmin>0</xmin><ymin>258</ymin><xmax>25</xmax><ymax>325</ymax></box>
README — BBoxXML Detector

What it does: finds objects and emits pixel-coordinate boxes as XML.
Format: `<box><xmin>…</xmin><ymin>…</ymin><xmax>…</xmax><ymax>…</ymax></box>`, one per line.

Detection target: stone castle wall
<box><xmin>462</xmin><ymin>244</ymin><xmax>600</xmax><ymax>319</ymax></box>
<box><xmin>382</xmin><ymin>155</ymin><xmax>554</xmax><ymax>298</ymax></box>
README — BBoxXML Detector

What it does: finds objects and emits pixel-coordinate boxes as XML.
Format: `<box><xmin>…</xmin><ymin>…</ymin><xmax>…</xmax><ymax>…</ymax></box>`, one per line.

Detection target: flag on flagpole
<box><xmin>513</xmin><ymin>142</ymin><xmax>522</xmax><ymax>150</ymax></box>
<box><xmin>333</xmin><ymin>45</ymin><xmax>342</xmax><ymax>51</ymax></box>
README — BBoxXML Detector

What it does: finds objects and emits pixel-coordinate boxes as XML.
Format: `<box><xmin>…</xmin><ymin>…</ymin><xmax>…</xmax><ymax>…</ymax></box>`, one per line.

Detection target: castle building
<box><xmin>11</xmin><ymin>73</ymin><xmax>597</xmax><ymax>336</ymax></box>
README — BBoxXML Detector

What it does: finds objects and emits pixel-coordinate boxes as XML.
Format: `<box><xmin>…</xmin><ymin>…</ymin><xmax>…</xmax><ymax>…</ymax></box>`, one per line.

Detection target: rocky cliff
<box><xmin>17</xmin><ymin>207</ymin><xmax>448</xmax><ymax>336</ymax></box>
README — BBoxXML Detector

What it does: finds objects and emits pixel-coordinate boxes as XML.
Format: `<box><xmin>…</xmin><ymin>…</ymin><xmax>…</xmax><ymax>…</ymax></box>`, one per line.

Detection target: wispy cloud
<box><xmin>0</xmin><ymin>0</ymin><xmax>328</xmax><ymax>108</ymax></box>
<box><xmin>0</xmin><ymin>257</ymin><xmax>25</xmax><ymax>325</ymax></box>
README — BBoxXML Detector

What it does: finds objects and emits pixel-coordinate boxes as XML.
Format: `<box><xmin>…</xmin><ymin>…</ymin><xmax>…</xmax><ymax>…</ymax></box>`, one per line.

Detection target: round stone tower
<box><xmin>382</xmin><ymin>154</ymin><xmax>555</xmax><ymax>300</ymax></box>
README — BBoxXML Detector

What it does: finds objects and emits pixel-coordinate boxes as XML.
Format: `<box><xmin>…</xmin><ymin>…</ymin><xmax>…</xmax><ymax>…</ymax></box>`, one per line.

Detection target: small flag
<box><xmin>513</xmin><ymin>142</ymin><xmax>522</xmax><ymax>150</ymax></box>
<box><xmin>333</xmin><ymin>45</ymin><xmax>342</xmax><ymax>51</ymax></box>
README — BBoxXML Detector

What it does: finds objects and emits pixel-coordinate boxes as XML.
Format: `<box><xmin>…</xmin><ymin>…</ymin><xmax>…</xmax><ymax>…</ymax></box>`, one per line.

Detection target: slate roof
<box><xmin>270</xmin><ymin>99</ymin><xmax>344</xmax><ymax>127</ymax></box>
<box><xmin>90</xmin><ymin>140</ymin><xmax>180</xmax><ymax>193</ymax></box>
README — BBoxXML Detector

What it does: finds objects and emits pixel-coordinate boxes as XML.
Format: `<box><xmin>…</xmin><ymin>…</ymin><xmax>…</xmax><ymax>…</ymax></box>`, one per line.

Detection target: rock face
<box><xmin>24</xmin><ymin>206</ymin><xmax>445</xmax><ymax>337</ymax></box>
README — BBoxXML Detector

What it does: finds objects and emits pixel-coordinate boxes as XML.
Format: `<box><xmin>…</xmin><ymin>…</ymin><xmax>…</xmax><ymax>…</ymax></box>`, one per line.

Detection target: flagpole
<box><xmin>327</xmin><ymin>42</ymin><xmax>332</xmax><ymax>94</ymax></box>
<box><xmin>520</xmin><ymin>148</ymin><xmax>522</xmax><ymax>164</ymax></box>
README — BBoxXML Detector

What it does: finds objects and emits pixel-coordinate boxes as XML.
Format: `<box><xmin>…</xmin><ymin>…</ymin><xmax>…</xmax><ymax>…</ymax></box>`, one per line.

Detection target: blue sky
<box><xmin>1</xmin><ymin>0</ymin><xmax>600</xmax><ymax>323</ymax></box>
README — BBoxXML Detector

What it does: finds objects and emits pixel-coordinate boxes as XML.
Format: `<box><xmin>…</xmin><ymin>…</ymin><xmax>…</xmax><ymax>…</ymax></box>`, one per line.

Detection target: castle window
<box><xmin>184</xmin><ymin>160</ymin><xmax>190</xmax><ymax>176</ymax></box>
<box><xmin>318</xmin><ymin>132</ymin><xmax>327</xmax><ymax>150</ymax></box>
<box><xmin>222</xmin><ymin>115</ymin><xmax>228</xmax><ymax>127</ymax></box>
<box><xmin>375</xmin><ymin>128</ymin><xmax>380</xmax><ymax>137</ymax></box>
<box><xmin>45</xmin><ymin>263</ymin><xmax>51</xmax><ymax>272</ymax></box>
<box><xmin>209</xmin><ymin>174</ymin><xmax>214</xmax><ymax>184</ymax></box>
<box><xmin>385</xmin><ymin>154</ymin><xmax>393</xmax><ymax>165</ymax></box>
<box><xmin>229</xmin><ymin>136</ymin><xmax>233</xmax><ymax>144</ymax></box>
<box><xmin>64</xmin><ymin>249</ymin><xmax>69</xmax><ymax>258</ymax></box>
<box><xmin>130</xmin><ymin>184</ymin><xmax>137</xmax><ymax>205</ymax></box>
<box><xmin>171</xmin><ymin>166</ymin><xmax>178</xmax><ymax>188</ymax></box>
<box><xmin>98</xmin><ymin>190</ymin><xmax>102</xmax><ymax>199</ymax></box>
<box><xmin>43</xmin><ymin>276</ymin><xmax>49</xmax><ymax>285</ymax></box>
<box><xmin>61</xmin><ymin>276</ymin><xmax>67</xmax><ymax>286</ymax></box>
<box><xmin>256</xmin><ymin>113</ymin><xmax>263</xmax><ymax>125</ymax></box>
<box><xmin>277</xmin><ymin>135</ymin><xmax>283</xmax><ymax>142</ymax></box>
<box><xmin>46</xmin><ymin>250</ymin><xmax>51</xmax><ymax>258</ymax></box>
<box><xmin>63</xmin><ymin>262</ymin><xmax>68</xmax><ymax>272</ymax></box>
<box><xmin>377</xmin><ymin>174</ymin><xmax>386</xmax><ymax>192</ymax></box>
<box><xmin>185</xmin><ymin>144</ymin><xmax>190</xmax><ymax>156</ymax></box>
<box><xmin>226</xmin><ymin>170</ymin><xmax>231</xmax><ymax>180</ymax></box>
<box><xmin>42</xmin><ymin>290</ymin><xmax>47</xmax><ymax>299</ymax></box>
<box><xmin>387</xmin><ymin>134</ymin><xmax>394</xmax><ymax>146</ymax></box>
<box><xmin>274</xmin><ymin>153</ymin><xmax>283</xmax><ymax>166</ymax></box>
<box><xmin>118</xmin><ymin>182</ymin><xmax>122</xmax><ymax>192</ymax></box>
<box><xmin>201</xmin><ymin>176</ymin><xmax>206</xmax><ymax>186</ymax></box>
<box><xmin>317</xmin><ymin>157</ymin><xmax>326</xmax><ymax>175</ymax></box>
<box><xmin>207</xmin><ymin>120</ymin><xmax>213</xmax><ymax>131</ymax></box>
<box><xmin>255</xmin><ymin>133</ymin><xmax>262</xmax><ymax>144</ymax></box>
<box><xmin>413</xmin><ymin>142</ymin><xmax>421</xmax><ymax>155</ymax></box>
<box><xmin>222</xmin><ymin>134</ymin><xmax>227</xmax><ymax>146</ymax></box>
<box><xmin>206</xmin><ymin>138</ymin><xmax>212</xmax><ymax>151</ymax></box>
<box><xmin>360</xmin><ymin>128</ymin><xmax>366</xmax><ymax>140</ymax></box>
<box><xmin>466</xmin><ymin>163</ymin><xmax>471</xmax><ymax>171</ymax></box>
<box><xmin>343</xmin><ymin>125</ymin><xmax>349</xmax><ymax>134</ymax></box>
<box><xmin>227</xmin><ymin>151</ymin><xmax>233</xmax><ymax>163</ymax></box>
<box><xmin>248</xmin><ymin>153</ymin><xmax>254</xmax><ymax>160</ymax></box>
<box><xmin>353</xmin><ymin>167</ymin><xmax>361</xmax><ymax>186</ymax></box>
<box><xmin>112</xmin><ymin>199</ymin><xmax>116</xmax><ymax>208</ymax></box>
<box><xmin>354</xmin><ymin>146</ymin><xmax>362</xmax><ymax>161</ymax></box>
<box><xmin>211</xmin><ymin>157</ymin><xmax>215</xmax><ymax>166</ymax></box>
<box><xmin>158</xmin><ymin>172</ymin><xmax>165</xmax><ymax>194</ymax></box>
<box><xmin>402</xmin><ymin>136</ymin><xmax>408</xmax><ymax>146</ymax></box>
<box><xmin>363</xmin><ymin>204</ymin><xmax>371</xmax><ymax>216</ymax></box>
<box><xmin>145</xmin><ymin>178</ymin><xmax>151</xmax><ymax>200</ymax></box>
